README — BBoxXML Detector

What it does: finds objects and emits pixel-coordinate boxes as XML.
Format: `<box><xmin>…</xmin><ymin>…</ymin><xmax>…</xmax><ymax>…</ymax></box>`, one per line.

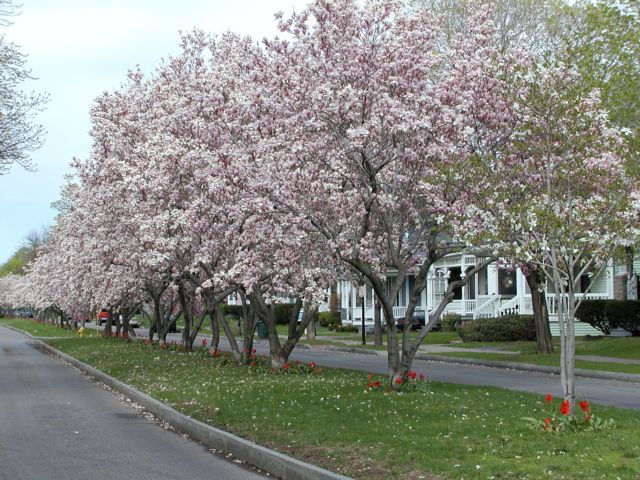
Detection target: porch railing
<box><xmin>547</xmin><ymin>293</ymin><xmax>608</xmax><ymax>315</ymax></box>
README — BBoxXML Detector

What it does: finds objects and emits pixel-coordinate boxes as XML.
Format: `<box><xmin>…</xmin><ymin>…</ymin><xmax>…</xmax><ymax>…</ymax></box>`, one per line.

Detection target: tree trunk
<box><xmin>288</xmin><ymin>299</ymin><xmax>302</xmax><ymax>339</ymax></box>
<box><xmin>120</xmin><ymin>307</ymin><xmax>137</xmax><ymax>339</ymax></box>
<box><xmin>249</xmin><ymin>291</ymin><xmax>316</xmax><ymax>368</ymax></box>
<box><xmin>239</xmin><ymin>291</ymin><xmax>256</xmax><ymax>362</ymax></box>
<box><xmin>177</xmin><ymin>283</ymin><xmax>194</xmax><ymax>351</ymax></box>
<box><xmin>149</xmin><ymin>298</ymin><xmax>159</xmax><ymax>342</ymax></box>
<box><xmin>209</xmin><ymin>310</ymin><xmax>220</xmax><ymax>354</ymax></box>
<box><xmin>242</xmin><ymin>306</ymin><xmax>257</xmax><ymax>363</ymax></box>
<box><xmin>306</xmin><ymin>316</ymin><xmax>316</xmax><ymax>341</ymax></box>
<box><xmin>216</xmin><ymin>304</ymin><xmax>241</xmax><ymax>362</ymax></box>
<box><xmin>525</xmin><ymin>270</ymin><xmax>553</xmax><ymax>354</ymax></box>
<box><xmin>373</xmin><ymin>296</ymin><xmax>383</xmax><ymax>346</ymax></box>
<box><xmin>551</xmin><ymin>255</ymin><xmax>575</xmax><ymax>414</ymax></box>
<box><xmin>102</xmin><ymin>308</ymin><xmax>113</xmax><ymax>337</ymax></box>
<box><xmin>113</xmin><ymin>310</ymin><xmax>122</xmax><ymax>336</ymax></box>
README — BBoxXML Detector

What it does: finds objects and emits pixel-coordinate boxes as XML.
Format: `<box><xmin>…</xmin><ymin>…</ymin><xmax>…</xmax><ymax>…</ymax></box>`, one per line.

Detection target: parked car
<box><xmin>395</xmin><ymin>318</ymin><xmax>422</xmax><ymax>331</ymax></box>
<box><xmin>396</xmin><ymin>315</ymin><xmax>423</xmax><ymax>331</ymax></box>
<box><xmin>98</xmin><ymin>311</ymin><xmax>139</xmax><ymax>328</ymax></box>
<box><xmin>98</xmin><ymin>308</ymin><xmax>109</xmax><ymax>325</ymax></box>
<box><xmin>412</xmin><ymin>310</ymin><xmax>426</xmax><ymax>327</ymax></box>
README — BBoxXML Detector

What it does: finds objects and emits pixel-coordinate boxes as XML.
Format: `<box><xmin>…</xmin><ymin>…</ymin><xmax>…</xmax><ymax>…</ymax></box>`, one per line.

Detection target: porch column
<box><xmin>516</xmin><ymin>268</ymin><xmax>525</xmax><ymax>312</ymax></box>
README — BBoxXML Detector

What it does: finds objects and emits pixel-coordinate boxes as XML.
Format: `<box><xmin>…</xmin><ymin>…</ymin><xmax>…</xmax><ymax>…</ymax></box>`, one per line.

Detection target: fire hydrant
<box><xmin>78</xmin><ymin>327</ymin><xmax>85</xmax><ymax>337</ymax></box>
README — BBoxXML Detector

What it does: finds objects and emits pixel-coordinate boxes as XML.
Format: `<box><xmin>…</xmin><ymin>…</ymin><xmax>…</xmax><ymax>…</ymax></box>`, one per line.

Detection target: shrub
<box><xmin>575</xmin><ymin>300</ymin><xmax>610</xmax><ymax>334</ymax></box>
<box><xmin>319</xmin><ymin>310</ymin><xmax>341</xmax><ymax>329</ymax></box>
<box><xmin>335</xmin><ymin>324</ymin><xmax>358</xmax><ymax>333</ymax></box>
<box><xmin>274</xmin><ymin>303</ymin><xmax>297</xmax><ymax>325</ymax></box>
<box><xmin>456</xmin><ymin>321</ymin><xmax>482</xmax><ymax>342</ymax></box>
<box><xmin>440</xmin><ymin>313</ymin><xmax>462</xmax><ymax>332</ymax></box>
<box><xmin>604</xmin><ymin>300</ymin><xmax>640</xmax><ymax>336</ymax></box>
<box><xmin>457</xmin><ymin>315</ymin><xmax>536</xmax><ymax>342</ymax></box>
<box><xmin>318</xmin><ymin>311</ymin><xmax>334</xmax><ymax>327</ymax></box>
<box><xmin>221</xmin><ymin>304</ymin><xmax>243</xmax><ymax>318</ymax></box>
<box><xmin>327</xmin><ymin>319</ymin><xmax>345</xmax><ymax>331</ymax></box>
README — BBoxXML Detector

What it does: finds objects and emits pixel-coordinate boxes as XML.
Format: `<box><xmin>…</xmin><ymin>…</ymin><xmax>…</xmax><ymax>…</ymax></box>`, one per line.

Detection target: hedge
<box><xmin>575</xmin><ymin>299</ymin><xmax>640</xmax><ymax>336</ymax></box>
<box><xmin>575</xmin><ymin>300</ymin><xmax>610</xmax><ymax>334</ymax></box>
<box><xmin>457</xmin><ymin>315</ymin><xmax>536</xmax><ymax>342</ymax></box>
<box><xmin>605</xmin><ymin>300</ymin><xmax>640</xmax><ymax>336</ymax></box>
<box><xmin>332</xmin><ymin>324</ymin><xmax>357</xmax><ymax>333</ymax></box>
<box><xmin>440</xmin><ymin>313</ymin><xmax>462</xmax><ymax>332</ymax></box>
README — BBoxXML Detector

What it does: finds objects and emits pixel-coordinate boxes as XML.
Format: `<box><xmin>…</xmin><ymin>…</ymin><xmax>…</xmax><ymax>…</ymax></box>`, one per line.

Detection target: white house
<box><xmin>338</xmin><ymin>253</ymin><xmax>638</xmax><ymax>336</ymax></box>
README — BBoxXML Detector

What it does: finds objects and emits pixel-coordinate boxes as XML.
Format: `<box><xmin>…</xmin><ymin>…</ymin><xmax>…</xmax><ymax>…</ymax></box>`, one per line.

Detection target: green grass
<box><xmin>47</xmin><ymin>336</ymin><xmax>640</xmax><ymax>479</ymax></box>
<box><xmin>0</xmin><ymin>317</ymin><xmax>80</xmax><ymax>338</ymax></box>
<box><xmin>436</xmin><ymin>351</ymin><xmax>640</xmax><ymax>374</ymax></box>
<box><xmin>454</xmin><ymin>336</ymin><xmax>640</xmax><ymax>359</ymax></box>
<box><xmin>574</xmin><ymin>336</ymin><xmax>640</xmax><ymax>359</ymax></box>
<box><xmin>441</xmin><ymin>337</ymin><xmax>640</xmax><ymax>374</ymax></box>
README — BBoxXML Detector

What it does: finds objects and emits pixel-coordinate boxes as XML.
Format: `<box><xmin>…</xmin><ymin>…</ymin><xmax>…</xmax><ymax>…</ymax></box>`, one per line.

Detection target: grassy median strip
<box><xmin>0</xmin><ymin>318</ymin><xmax>80</xmax><ymax>338</ymax></box>
<box><xmin>47</xmin><ymin>336</ymin><xmax>640</xmax><ymax>480</ymax></box>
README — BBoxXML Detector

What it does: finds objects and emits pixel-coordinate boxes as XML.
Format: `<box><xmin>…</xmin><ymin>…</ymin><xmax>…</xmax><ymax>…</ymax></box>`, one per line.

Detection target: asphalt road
<box><xmin>0</xmin><ymin>327</ymin><xmax>266</xmax><ymax>480</ymax></box>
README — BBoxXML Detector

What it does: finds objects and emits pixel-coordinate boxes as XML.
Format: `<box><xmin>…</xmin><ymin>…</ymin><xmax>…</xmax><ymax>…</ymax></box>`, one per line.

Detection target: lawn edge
<box><xmin>25</xmin><ymin>333</ymin><xmax>352</xmax><ymax>480</ymax></box>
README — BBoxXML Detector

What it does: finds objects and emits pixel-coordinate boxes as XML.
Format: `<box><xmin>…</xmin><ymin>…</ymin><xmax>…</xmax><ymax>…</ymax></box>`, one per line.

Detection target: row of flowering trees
<box><xmin>1</xmin><ymin>0</ymin><xmax>638</xmax><ymax>413</ymax></box>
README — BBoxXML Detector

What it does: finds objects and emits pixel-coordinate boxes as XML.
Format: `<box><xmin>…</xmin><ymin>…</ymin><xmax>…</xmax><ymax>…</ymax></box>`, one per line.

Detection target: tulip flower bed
<box><xmin>0</xmin><ymin>317</ymin><xmax>80</xmax><ymax>337</ymax></box>
<box><xmin>48</xmin><ymin>336</ymin><xmax>640</xmax><ymax>479</ymax></box>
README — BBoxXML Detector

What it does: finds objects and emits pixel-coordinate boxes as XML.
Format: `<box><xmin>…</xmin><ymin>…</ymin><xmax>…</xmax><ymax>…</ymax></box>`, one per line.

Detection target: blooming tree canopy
<box><xmin>254</xmin><ymin>0</ymin><xmax>526</xmax><ymax>382</ymax></box>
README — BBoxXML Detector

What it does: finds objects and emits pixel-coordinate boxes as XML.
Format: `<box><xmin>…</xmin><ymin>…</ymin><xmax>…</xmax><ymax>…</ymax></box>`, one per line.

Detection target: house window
<box><xmin>465</xmin><ymin>267</ymin><xmax>476</xmax><ymax>299</ymax></box>
<box><xmin>449</xmin><ymin>267</ymin><xmax>462</xmax><ymax>300</ymax></box>
<box><xmin>396</xmin><ymin>279</ymin><xmax>407</xmax><ymax>306</ymax></box>
<box><xmin>580</xmin><ymin>273</ymin><xmax>593</xmax><ymax>293</ymax></box>
<box><xmin>498</xmin><ymin>270</ymin><xmax>517</xmax><ymax>296</ymax></box>
<box><xmin>433</xmin><ymin>269</ymin><xmax>446</xmax><ymax>305</ymax></box>
<box><xmin>478</xmin><ymin>268</ymin><xmax>488</xmax><ymax>296</ymax></box>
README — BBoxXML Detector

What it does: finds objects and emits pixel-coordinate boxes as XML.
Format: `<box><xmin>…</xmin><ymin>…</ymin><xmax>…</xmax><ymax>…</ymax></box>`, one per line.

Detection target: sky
<box><xmin>0</xmin><ymin>0</ymin><xmax>305</xmax><ymax>264</ymax></box>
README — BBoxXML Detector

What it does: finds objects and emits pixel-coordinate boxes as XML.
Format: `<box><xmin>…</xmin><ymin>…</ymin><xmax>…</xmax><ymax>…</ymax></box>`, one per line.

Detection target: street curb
<box><xmin>12</xmin><ymin>333</ymin><xmax>351</xmax><ymax>480</ymax></box>
<box><xmin>412</xmin><ymin>353</ymin><xmax>640</xmax><ymax>383</ymax></box>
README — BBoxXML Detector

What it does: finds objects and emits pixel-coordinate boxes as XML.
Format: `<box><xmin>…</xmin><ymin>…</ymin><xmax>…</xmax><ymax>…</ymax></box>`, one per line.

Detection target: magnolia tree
<box><xmin>420</xmin><ymin>0</ymin><xmax>583</xmax><ymax>354</ymax></box>
<box><xmin>256</xmin><ymin>0</ymin><xmax>526</xmax><ymax>384</ymax></box>
<box><xmin>233</xmin><ymin>211</ymin><xmax>338</xmax><ymax>367</ymax></box>
<box><xmin>58</xmin><ymin>30</ymin><xmax>330</xmax><ymax>360</ymax></box>
<box><xmin>0</xmin><ymin>274</ymin><xmax>28</xmax><ymax>315</ymax></box>
<box><xmin>468</xmin><ymin>65</ymin><xmax>640</xmax><ymax>411</ymax></box>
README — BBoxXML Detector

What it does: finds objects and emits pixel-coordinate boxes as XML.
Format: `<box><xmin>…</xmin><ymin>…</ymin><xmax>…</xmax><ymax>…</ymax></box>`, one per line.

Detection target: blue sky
<box><xmin>0</xmin><ymin>0</ymin><xmax>304</xmax><ymax>263</ymax></box>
